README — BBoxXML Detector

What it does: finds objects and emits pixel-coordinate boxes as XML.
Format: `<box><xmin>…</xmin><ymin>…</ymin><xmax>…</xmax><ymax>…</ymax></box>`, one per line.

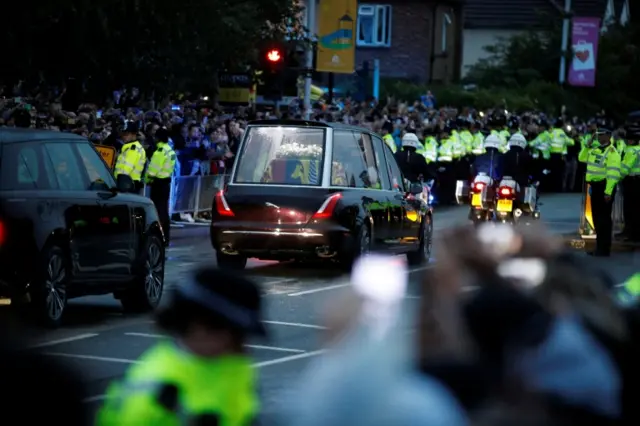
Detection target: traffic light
<box><xmin>259</xmin><ymin>42</ymin><xmax>287</xmax><ymax>100</ymax></box>
<box><xmin>260</xmin><ymin>43</ymin><xmax>286</xmax><ymax>72</ymax></box>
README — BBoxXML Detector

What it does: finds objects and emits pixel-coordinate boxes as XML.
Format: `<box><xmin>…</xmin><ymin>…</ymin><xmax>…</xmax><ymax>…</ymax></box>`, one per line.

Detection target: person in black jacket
<box><xmin>502</xmin><ymin>116</ymin><xmax>533</xmax><ymax>191</ymax></box>
<box><xmin>394</xmin><ymin>132</ymin><xmax>435</xmax><ymax>183</ymax></box>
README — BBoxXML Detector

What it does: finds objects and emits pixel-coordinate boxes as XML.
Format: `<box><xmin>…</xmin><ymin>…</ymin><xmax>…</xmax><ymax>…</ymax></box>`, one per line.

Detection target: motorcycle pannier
<box><xmin>523</xmin><ymin>186</ymin><xmax>537</xmax><ymax>212</ymax></box>
<box><xmin>455</xmin><ymin>180</ymin><xmax>470</xmax><ymax>204</ymax></box>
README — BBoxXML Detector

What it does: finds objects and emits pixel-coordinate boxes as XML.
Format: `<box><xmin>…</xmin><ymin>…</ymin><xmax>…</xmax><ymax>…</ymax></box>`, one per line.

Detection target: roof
<box><xmin>0</xmin><ymin>128</ymin><xmax>87</xmax><ymax>144</ymax></box>
<box><xmin>464</xmin><ymin>0</ymin><xmax>609</xmax><ymax>30</ymax></box>
<box><xmin>247</xmin><ymin>119</ymin><xmax>372</xmax><ymax>133</ymax></box>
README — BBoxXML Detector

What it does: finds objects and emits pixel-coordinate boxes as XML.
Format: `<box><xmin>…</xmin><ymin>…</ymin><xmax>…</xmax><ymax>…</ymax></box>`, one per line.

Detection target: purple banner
<box><xmin>568</xmin><ymin>17</ymin><xmax>601</xmax><ymax>87</ymax></box>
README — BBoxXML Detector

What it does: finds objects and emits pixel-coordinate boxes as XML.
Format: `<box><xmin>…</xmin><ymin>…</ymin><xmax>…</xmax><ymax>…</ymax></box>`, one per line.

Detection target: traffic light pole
<box><xmin>303</xmin><ymin>0</ymin><xmax>316</xmax><ymax>119</ymax></box>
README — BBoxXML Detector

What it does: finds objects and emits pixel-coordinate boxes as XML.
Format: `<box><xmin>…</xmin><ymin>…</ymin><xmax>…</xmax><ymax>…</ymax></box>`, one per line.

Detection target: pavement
<box><xmin>18</xmin><ymin>193</ymin><xmax>639</xmax><ymax>423</ymax></box>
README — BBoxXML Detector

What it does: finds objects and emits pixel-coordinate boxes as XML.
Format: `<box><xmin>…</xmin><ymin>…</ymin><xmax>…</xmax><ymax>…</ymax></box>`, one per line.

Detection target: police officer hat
<box><xmin>155</xmin><ymin>127</ymin><xmax>170</xmax><ymax>142</ymax></box>
<box><xmin>625</xmin><ymin>124</ymin><xmax>640</xmax><ymax>140</ymax></box>
<box><xmin>122</xmin><ymin>119</ymin><xmax>142</xmax><ymax>134</ymax></box>
<box><xmin>157</xmin><ymin>267</ymin><xmax>266</xmax><ymax>336</ymax></box>
<box><xmin>381</xmin><ymin>120</ymin><xmax>393</xmax><ymax>133</ymax></box>
<box><xmin>595</xmin><ymin>128</ymin><xmax>611</xmax><ymax>135</ymax></box>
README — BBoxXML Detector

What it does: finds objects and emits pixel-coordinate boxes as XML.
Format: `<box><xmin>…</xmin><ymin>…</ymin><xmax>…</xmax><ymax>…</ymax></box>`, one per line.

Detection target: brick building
<box><xmin>303</xmin><ymin>0</ymin><xmax>464</xmax><ymax>84</ymax></box>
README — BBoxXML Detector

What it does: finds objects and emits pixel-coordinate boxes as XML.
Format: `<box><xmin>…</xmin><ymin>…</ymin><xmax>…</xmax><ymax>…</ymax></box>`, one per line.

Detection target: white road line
<box><xmin>83</xmin><ymin>348</ymin><xmax>328</xmax><ymax>404</ymax></box>
<box><xmin>29</xmin><ymin>333</ymin><xmax>99</xmax><ymax>349</ymax></box>
<box><xmin>254</xmin><ymin>349</ymin><xmax>326</xmax><ymax>367</ymax></box>
<box><xmin>286</xmin><ymin>263</ymin><xmax>435</xmax><ymax>297</ymax></box>
<box><xmin>262</xmin><ymin>320</ymin><xmax>327</xmax><ymax>330</ymax></box>
<box><xmin>262</xmin><ymin>278</ymin><xmax>298</xmax><ymax>286</ymax></box>
<box><xmin>44</xmin><ymin>352</ymin><xmax>140</xmax><ymax>364</ymax></box>
<box><xmin>123</xmin><ymin>332</ymin><xmax>305</xmax><ymax>353</ymax></box>
<box><xmin>287</xmin><ymin>283</ymin><xmax>349</xmax><ymax>296</ymax></box>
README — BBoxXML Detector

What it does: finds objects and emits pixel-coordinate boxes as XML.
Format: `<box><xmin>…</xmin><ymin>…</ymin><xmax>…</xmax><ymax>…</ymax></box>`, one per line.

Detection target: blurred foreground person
<box><xmin>283</xmin><ymin>255</ymin><xmax>467</xmax><ymax>426</ymax></box>
<box><xmin>97</xmin><ymin>268</ymin><xmax>265</xmax><ymax>426</ymax></box>
<box><xmin>420</xmin><ymin>223</ymin><xmax>638</xmax><ymax>425</ymax></box>
<box><xmin>0</xmin><ymin>311</ymin><xmax>87</xmax><ymax>425</ymax></box>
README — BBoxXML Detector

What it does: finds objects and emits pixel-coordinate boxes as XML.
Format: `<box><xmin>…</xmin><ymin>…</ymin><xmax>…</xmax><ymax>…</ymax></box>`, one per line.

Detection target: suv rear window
<box><xmin>233</xmin><ymin>126</ymin><xmax>325</xmax><ymax>186</ymax></box>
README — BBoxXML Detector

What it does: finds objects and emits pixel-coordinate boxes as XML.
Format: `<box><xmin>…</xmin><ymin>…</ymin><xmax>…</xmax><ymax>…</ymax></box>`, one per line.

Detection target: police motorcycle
<box><xmin>455</xmin><ymin>134</ymin><xmax>503</xmax><ymax>224</ymax></box>
<box><xmin>494</xmin><ymin>126</ymin><xmax>541</xmax><ymax>224</ymax></box>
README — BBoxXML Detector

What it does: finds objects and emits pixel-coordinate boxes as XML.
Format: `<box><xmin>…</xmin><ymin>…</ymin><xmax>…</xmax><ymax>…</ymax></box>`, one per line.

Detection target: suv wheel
<box><xmin>407</xmin><ymin>215</ymin><xmax>432</xmax><ymax>266</ymax></box>
<box><xmin>120</xmin><ymin>235</ymin><xmax>165</xmax><ymax>312</ymax></box>
<box><xmin>31</xmin><ymin>245</ymin><xmax>68</xmax><ymax>327</ymax></box>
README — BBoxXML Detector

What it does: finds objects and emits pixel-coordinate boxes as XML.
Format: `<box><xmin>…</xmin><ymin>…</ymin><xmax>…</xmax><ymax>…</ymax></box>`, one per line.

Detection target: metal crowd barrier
<box><xmin>143</xmin><ymin>174</ymin><xmax>230</xmax><ymax>216</ymax></box>
<box><xmin>578</xmin><ymin>179</ymin><xmax>624</xmax><ymax>240</ymax></box>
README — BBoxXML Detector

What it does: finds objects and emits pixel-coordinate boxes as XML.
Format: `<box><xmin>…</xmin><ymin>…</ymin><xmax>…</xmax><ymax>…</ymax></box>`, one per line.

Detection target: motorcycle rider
<box><xmin>472</xmin><ymin>114</ymin><xmax>504</xmax><ymax>182</ymax></box>
<box><xmin>502</xmin><ymin>116</ymin><xmax>532</xmax><ymax>190</ymax></box>
<box><xmin>395</xmin><ymin>132</ymin><xmax>435</xmax><ymax>183</ymax></box>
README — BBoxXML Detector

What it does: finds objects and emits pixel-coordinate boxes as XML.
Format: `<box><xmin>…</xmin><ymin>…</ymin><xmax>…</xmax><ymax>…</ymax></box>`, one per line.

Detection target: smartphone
<box><xmin>96</xmin><ymin>110</ymin><xmax>103</xmax><ymax>118</ymax></box>
<box><xmin>171</xmin><ymin>105</ymin><xmax>180</xmax><ymax>111</ymax></box>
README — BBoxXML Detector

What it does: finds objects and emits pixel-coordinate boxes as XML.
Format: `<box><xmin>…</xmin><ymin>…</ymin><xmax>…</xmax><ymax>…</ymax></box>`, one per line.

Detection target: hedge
<box><xmin>379</xmin><ymin>79</ymin><xmax>601</xmax><ymax>117</ymax></box>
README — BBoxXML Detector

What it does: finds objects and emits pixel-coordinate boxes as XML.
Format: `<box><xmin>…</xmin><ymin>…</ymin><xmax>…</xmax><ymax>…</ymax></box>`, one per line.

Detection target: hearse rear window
<box><xmin>233</xmin><ymin>126</ymin><xmax>325</xmax><ymax>186</ymax></box>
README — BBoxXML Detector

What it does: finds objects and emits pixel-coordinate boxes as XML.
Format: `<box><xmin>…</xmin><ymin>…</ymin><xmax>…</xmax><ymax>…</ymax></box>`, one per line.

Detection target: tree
<box><xmin>3</xmin><ymin>0</ymin><xmax>301</xmax><ymax>99</ymax></box>
<box><xmin>464</xmin><ymin>18</ymin><xmax>640</xmax><ymax>118</ymax></box>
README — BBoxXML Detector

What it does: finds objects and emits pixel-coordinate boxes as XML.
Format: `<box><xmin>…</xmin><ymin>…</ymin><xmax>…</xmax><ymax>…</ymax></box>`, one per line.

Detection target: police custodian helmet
<box><xmin>156</xmin><ymin>267</ymin><xmax>266</xmax><ymax>336</ymax></box>
<box><xmin>122</xmin><ymin>119</ymin><xmax>142</xmax><ymax>134</ymax></box>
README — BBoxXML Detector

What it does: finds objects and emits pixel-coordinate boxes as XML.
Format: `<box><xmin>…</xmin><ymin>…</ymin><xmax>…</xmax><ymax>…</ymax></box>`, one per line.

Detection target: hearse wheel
<box><xmin>339</xmin><ymin>224</ymin><xmax>371</xmax><ymax>271</ymax></box>
<box><xmin>120</xmin><ymin>235</ymin><xmax>165</xmax><ymax>312</ymax></box>
<box><xmin>30</xmin><ymin>245</ymin><xmax>69</xmax><ymax>328</ymax></box>
<box><xmin>216</xmin><ymin>252</ymin><xmax>248</xmax><ymax>270</ymax></box>
<box><xmin>407</xmin><ymin>214</ymin><xmax>433</xmax><ymax>266</ymax></box>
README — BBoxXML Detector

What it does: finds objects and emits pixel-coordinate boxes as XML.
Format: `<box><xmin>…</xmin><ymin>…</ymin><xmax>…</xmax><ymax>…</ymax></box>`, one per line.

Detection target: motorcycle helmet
<box><xmin>402</xmin><ymin>132</ymin><xmax>421</xmax><ymax>149</ymax></box>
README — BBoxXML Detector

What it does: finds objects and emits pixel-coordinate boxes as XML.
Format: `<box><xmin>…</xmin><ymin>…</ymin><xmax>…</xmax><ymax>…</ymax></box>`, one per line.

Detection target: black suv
<box><xmin>0</xmin><ymin>128</ymin><xmax>166</xmax><ymax>326</ymax></box>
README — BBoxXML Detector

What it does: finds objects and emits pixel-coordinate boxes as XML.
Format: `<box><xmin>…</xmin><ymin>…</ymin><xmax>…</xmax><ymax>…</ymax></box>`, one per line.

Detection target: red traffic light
<box><xmin>266</xmin><ymin>49</ymin><xmax>282</xmax><ymax>62</ymax></box>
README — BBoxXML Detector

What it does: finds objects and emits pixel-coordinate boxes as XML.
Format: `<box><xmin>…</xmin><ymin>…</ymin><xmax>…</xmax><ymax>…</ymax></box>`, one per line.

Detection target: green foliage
<box><xmin>3</xmin><ymin>0</ymin><xmax>301</xmax><ymax>98</ymax></box>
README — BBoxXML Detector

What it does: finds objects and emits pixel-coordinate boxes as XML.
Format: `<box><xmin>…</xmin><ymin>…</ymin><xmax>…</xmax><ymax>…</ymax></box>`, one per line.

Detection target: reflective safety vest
<box><xmin>114</xmin><ymin>140</ymin><xmax>146</xmax><ymax>182</ymax></box>
<box><xmin>97</xmin><ymin>341</ymin><xmax>259</xmax><ymax>426</ymax></box>
<box><xmin>615</xmin><ymin>273</ymin><xmax>640</xmax><ymax>306</ymax></box>
<box><xmin>578</xmin><ymin>143</ymin><xmax>622</xmax><ymax>196</ymax></box>
<box><xmin>422</xmin><ymin>136</ymin><xmax>438</xmax><ymax>163</ymax></box>
<box><xmin>471</xmin><ymin>132</ymin><xmax>485</xmax><ymax>155</ymax></box>
<box><xmin>146</xmin><ymin>142</ymin><xmax>177</xmax><ymax>182</ymax></box>
<box><xmin>451</xmin><ymin>133</ymin><xmax>465</xmax><ymax>159</ymax></box>
<box><xmin>458</xmin><ymin>130</ymin><xmax>474</xmax><ymax>154</ymax></box>
<box><xmin>383</xmin><ymin>134</ymin><xmax>397</xmax><ymax>153</ymax></box>
<box><xmin>550</xmin><ymin>128</ymin><xmax>574</xmax><ymax>154</ymax></box>
<box><xmin>438</xmin><ymin>138</ymin><xmax>453</xmax><ymax>162</ymax></box>
<box><xmin>530</xmin><ymin>131</ymin><xmax>551</xmax><ymax>160</ymax></box>
<box><xmin>621</xmin><ymin>145</ymin><xmax>640</xmax><ymax>177</ymax></box>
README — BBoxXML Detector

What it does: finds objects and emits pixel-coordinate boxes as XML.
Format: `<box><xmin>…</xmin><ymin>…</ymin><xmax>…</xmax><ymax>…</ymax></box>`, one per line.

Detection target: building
<box><xmin>301</xmin><ymin>0</ymin><xmax>464</xmax><ymax>84</ymax></box>
<box><xmin>461</xmin><ymin>0</ymin><xmax>630</xmax><ymax>77</ymax></box>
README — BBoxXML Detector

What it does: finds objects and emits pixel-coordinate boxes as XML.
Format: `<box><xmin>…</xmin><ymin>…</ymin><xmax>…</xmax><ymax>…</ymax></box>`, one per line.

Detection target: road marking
<box><xmin>167</xmin><ymin>246</ymin><xmax>194</xmax><ymax>252</ymax></box>
<box><xmin>82</xmin><ymin>349</ymin><xmax>328</xmax><ymax>404</ymax></box>
<box><xmin>287</xmin><ymin>283</ymin><xmax>348</xmax><ymax>296</ymax></box>
<box><xmin>123</xmin><ymin>332</ymin><xmax>305</xmax><ymax>353</ymax></box>
<box><xmin>262</xmin><ymin>320</ymin><xmax>327</xmax><ymax>330</ymax></box>
<box><xmin>286</xmin><ymin>263</ymin><xmax>436</xmax><ymax>297</ymax></box>
<box><xmin>44</xmin><ymin>352</ymin><xmax>140</xmax><ymax>364</ymax></box>
<box><xmin>29</xmin><ymin>333</ymin><xmax>99</xmax><ymax>349</ymax></box>
<box><xmin>254</xmin><ymin>349</ymin><xmax>326</xmax><ymax>367</ymax></box>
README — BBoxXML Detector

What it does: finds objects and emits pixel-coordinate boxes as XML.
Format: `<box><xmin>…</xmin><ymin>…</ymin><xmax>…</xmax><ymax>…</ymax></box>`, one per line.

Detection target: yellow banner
<box><xmin>93</xmin><ymin>144</ymin><xmax>116</xmax><ymax>169</ymax></box>
<box><xmin>316</xmin><ymin>0</ymin><xmax>357</xmax><ymax>74</ymax></box>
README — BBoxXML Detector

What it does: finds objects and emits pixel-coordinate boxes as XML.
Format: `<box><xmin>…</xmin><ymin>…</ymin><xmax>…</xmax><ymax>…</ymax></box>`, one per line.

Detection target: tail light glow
<box><xmin>498</xmin><ymin>186</ymin><xmax>514</xmax><ymax>198</ymax></box>
<box><xmin>215</xmin><ymin>190</ymin><xmax>234</xmax><ymax>217</ymax></box>
<box><xmin>0</xmin><ymin>221</ymin><xmax>5</xmax><ymax>246</ymax></box>
<box><xmin>473</xmin><ymin>182</ymin><xmax>485</xmax><ymax>193</ymax></box>
<box><xmin>311</xmin><ymin>193</ymin><xmax>342</xmax><ymax>220</ymax></box>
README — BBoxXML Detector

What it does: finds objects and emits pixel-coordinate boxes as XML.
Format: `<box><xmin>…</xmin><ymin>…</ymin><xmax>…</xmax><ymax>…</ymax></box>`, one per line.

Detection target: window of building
<box><xmin>357</xmin><ymin>4</ymin><xmax>392</xmax><ymax>47</ymax></box>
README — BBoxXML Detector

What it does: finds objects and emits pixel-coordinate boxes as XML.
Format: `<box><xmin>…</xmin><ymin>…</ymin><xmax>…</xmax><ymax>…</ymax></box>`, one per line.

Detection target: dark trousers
<box><xmin>621</xmin><ymin>176</ymin><xmax>640</xmax><ymax>240</ymax></box>
<box><xmin>590</xmin><ymin>180</ymin><xmax>615</xmax><ymax>254</ymax></box>
<box><xmin>149</xmin><ymin>178</ymin><xmax>172</xmax><ymax>245</ymax></box>
<box><xmin>549</xmin><ymin>154</ymin><xmax>565</xmax><ymax>192</ymax></box>
<box><xmin>437</xmin><ymin>162</ymin><xmax>455</xmax><ymax>204</ymax></box>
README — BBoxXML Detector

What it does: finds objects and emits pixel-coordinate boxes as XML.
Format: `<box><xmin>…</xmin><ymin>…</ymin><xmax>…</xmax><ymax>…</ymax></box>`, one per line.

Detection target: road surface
<box><xmin>18</xmin><ymin>193</ymin><xmax>638</xmax><ymax>423</ymax></box>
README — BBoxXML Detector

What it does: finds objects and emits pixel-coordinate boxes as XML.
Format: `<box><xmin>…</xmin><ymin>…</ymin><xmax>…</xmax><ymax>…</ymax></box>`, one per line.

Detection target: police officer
<box><xmin>97</xmin><ymin>267</ymin><xmax>265</xmax><ymax>426</ymax></box>
<box><xmin>578</xmin><ymin>128</ymin><xmax>622</xmax><ymax>256</ymax></box>
<box><xmin>395</xmin><ymin>133</ymin><xmax>434</xmax><ymax>183</ymax></box>
<box><xmin>618</xmin><ymin>122</ymin><xmax>640</xmax><ymax>242</ymax></box>
<box><xmin>114</xmin><ymin>120</ymin><xmax>147</xmax><ymax>193</ymax></box>
<box><xmin>381</xmin><ymin>121</ymin><xmax>397</xmax><ymax>154</ymax></box>
<box><xmin>145</xmin><ymin>127</ymin><xmax>177</xmax><ymax>246</ymax></box>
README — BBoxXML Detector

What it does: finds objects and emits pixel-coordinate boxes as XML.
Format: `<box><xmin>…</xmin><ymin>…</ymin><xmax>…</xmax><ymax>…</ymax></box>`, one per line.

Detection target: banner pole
<box><xmin>558</xmin><ymin>0</ymin><xmax>572</xmax><ymax>84</ymax></box>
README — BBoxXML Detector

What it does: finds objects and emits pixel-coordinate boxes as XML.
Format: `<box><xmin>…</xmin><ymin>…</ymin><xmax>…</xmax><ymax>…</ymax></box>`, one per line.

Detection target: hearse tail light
<box><xmin>215</xmin><ymin>190</ymin><xmax>234</xmax><ymax>217</ymax></box>
<box><xmin>312</xmin><ymin>193</ymin><xmax>342</xmax><ymax>220</ymax></box>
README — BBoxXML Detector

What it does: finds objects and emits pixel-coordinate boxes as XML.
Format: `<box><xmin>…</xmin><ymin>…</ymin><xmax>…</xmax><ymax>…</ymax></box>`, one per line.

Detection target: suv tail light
<box><xmin>498</xmin><ymin>186</ymin><xmax>515</xmax><ymax>198</ymax></box>
<box><xmin>214</xmin><ymin>190</ymin><xmax>234</xmax><ymax>217</ymax></box>
<box><xmin>0</xmin><ymin>220</ymin><xmax>5</xmax><ymax>246</ymax></box>
<box><xmin>311</xmin><ymin>193</ymin><xmax>342</xmax><ymax>220</ymax></box>
<box><xmin>472</xmin><ymin>182</ymin><xmax>485</xmax><ymax>193</ymax></box>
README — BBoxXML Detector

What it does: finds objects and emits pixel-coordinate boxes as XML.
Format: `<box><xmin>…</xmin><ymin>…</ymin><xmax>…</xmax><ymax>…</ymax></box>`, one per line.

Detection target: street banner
<box><xmin>316</xmin><ymin>0</ymin><xmax>357</xmax><ymax>73</ymax></box>
<box><xmin>568</xmin><ymin>17</ymin><xmax>601</xmax><ymax>87</ymax></box>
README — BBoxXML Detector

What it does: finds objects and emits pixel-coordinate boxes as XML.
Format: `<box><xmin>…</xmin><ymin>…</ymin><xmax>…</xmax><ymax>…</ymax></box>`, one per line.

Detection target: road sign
<box><xmin>94</xmin><ymin>144</ymin><xmax>116</xmax><ymax>169</ymax></box>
